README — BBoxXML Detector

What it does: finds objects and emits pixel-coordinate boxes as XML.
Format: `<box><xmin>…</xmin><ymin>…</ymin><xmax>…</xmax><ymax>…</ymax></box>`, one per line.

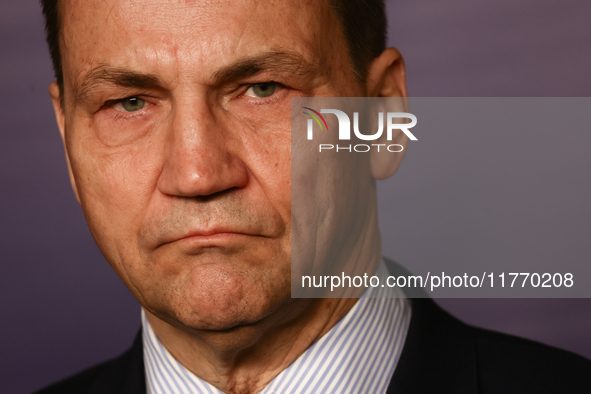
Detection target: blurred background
<box><xmin>1</xmin><ymin>0</ymin><xmax>590</xmax><ymax>392</ymax></box>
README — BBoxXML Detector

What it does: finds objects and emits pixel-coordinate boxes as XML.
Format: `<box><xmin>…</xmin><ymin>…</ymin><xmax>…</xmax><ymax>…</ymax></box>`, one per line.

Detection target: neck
<box><xmin>145</xmin><ymin>296</ymin><xmax>359</xmax><ymax>394</ymax></box>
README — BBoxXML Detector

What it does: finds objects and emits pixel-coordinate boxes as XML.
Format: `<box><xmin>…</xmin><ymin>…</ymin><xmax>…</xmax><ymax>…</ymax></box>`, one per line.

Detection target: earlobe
<box><xmin>369</xmin><ymin>126</ymin><xmax>409</xmax><ymax>180</ymax></box>
<box><xmin>366</xmin><ymin>48</ymin><xmax>410</xmax><ymax>180</ymax></box>
<box><xmin>49</xmin><ymin>82</ymin><xmax>81</xmax><ymax>204</ymax></box>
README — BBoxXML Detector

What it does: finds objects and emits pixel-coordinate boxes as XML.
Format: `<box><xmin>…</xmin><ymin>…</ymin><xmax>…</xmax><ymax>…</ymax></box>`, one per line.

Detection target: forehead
<box><xmin>59</xmin><ymin>0</ymin><xmax>343</xmax><ymax>86</ymax></box>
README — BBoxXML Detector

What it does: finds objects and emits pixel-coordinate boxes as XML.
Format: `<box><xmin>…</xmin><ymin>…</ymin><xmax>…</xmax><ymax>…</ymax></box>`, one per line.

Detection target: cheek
<box><xmin>236</xmin><ymin>119</ymin><xmax>292</xmax><ymax>218</ymax></box>
<box><xmin>69</xmin><ymin>128</ymin><xmax>162</xmax><ymax>260</ymax></box>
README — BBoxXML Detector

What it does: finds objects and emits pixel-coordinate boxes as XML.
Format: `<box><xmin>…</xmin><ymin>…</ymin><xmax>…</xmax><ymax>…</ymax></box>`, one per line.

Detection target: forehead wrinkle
<box><xmin>64</xmin><ymin>0</ymin><xmax>342</xmax><ymax>101</ymax></box>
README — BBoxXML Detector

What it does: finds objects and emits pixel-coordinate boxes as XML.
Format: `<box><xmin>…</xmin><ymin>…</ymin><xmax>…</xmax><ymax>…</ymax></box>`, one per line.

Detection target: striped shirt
<box><xmin>142</xmin><ymin>260</ymin><xmax>411</xmax><ymax>394</ymax></box>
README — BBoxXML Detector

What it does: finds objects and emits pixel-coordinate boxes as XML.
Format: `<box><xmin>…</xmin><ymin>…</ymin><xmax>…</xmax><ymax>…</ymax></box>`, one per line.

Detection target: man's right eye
<box><xmin>114</xmin><ymin>97</ymin><xmax>146</xmax><ymax>112</ymax></box>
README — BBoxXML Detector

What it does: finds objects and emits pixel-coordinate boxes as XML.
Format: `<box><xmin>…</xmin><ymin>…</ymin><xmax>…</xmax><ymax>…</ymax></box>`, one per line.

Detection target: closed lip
<box><xmin>160</xmin><ymin>228</ymin><xmax>261</xmax><ymax>247</ymax></box>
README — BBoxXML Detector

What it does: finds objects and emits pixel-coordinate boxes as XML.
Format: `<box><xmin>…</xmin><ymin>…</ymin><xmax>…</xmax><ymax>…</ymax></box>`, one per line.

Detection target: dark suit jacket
<box><xmin>36</xmin><ymin>260</ymin><xmax>591</xmax><ymax>393</ymax></box>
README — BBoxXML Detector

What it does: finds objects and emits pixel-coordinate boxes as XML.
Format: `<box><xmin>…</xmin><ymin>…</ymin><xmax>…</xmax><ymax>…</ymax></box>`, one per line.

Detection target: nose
<box><xmin>157</xmin><ymin>101</ymin><xmax>249</xmax><ymax>198</ymax></box>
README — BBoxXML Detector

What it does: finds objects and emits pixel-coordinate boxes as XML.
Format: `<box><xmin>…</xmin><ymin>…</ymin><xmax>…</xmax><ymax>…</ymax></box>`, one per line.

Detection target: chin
<box><xmin>164</xmin><ymin>262</ymin><xmax>288</xmax><ymax>332</ymax></box>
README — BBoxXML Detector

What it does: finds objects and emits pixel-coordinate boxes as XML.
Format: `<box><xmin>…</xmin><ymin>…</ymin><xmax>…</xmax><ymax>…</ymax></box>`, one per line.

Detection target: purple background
<box><xmin>1</xmin><ymin>0</ymin><xmax>590</xmax><ymax>393</ymax></box>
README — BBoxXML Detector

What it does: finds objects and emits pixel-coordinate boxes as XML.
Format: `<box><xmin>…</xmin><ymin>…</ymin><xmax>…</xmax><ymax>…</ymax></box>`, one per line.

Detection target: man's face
<box><xmin>55</xmin><ymin>0</ymin><xmax>365</xmax><ymax>331</ymax></box>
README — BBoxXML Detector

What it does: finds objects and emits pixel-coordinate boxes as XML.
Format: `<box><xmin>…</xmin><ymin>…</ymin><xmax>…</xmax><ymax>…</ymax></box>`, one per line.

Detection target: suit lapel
<box><xmin>87</xmin><ymin>330</ymin><xmax>146</xmax><ymax>394</ymax></box>
<box><xmin>385</xmin><ymin>258</ymin><xmax>479</xmax><ymax>394</ymax></box>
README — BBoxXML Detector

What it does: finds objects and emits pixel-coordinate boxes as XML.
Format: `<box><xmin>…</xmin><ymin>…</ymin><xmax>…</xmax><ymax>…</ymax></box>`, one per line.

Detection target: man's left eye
<box><xmin>244</xmin><ymin>82</ymin><xmax>278</xmax><ymax>98</ymax></box>
<box><xmin>114</xmin><ymin>97</ymin><xmax>146</xmax><ymax>112</ymax></box>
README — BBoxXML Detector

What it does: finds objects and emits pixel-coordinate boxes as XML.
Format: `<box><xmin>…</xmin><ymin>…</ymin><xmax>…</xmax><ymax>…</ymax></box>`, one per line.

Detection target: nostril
<box><xmin>192</xmin><ymin>186</ymin><xmax>244</xmax><ymax>202</ymax></box>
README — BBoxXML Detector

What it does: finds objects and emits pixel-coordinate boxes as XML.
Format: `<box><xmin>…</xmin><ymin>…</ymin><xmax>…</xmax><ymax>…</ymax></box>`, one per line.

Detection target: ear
<box><xmin>365</xmin><ymin>48</ymin><xmax>410</xmax><ymax>180</ymax></box>
<box><xmin>49</xmin><ymin>82</ymin><xmax>81</xmax><ymax>204</ymax></box>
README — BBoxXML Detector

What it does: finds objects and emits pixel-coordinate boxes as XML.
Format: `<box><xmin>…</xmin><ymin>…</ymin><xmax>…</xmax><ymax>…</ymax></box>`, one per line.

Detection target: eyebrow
<box><xmin>74</xmin><ymin>66</ymin><xmax>163</xmax><ymax>104</ymax></box>
<box><xmin>211</xmin><ymin>50</ymin><xmax>322</xmax><ymax>83</ymax></box>
<box><xmin>74</xmin><ymin>50</ymin><xmax>323</xmax><ymax>103</ymax></box>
